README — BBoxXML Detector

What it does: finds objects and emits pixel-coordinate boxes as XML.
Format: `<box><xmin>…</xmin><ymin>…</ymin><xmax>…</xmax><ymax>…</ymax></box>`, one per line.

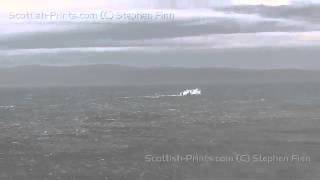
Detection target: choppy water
<box><xmin>1</xmin><ymin>83</ymin><xmax>320</xmax><ymax>179</ymax></box>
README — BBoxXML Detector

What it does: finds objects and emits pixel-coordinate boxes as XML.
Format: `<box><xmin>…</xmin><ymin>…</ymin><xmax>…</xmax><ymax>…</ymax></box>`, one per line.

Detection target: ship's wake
<box><xmin>119</xmin><ymin>88</ymin><xmax>201</xmax><ymax>99</ymax></box>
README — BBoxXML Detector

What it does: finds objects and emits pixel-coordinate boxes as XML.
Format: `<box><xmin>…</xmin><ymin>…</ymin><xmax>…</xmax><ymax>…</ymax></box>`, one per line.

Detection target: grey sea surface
<box><xmin>1</xmin><ymin>83</ymin><xmax>320</xmax><ymax>179</ymax></box>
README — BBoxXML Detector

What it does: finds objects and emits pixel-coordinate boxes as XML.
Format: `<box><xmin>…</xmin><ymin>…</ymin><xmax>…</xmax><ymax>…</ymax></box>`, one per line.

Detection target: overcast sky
<box><xmin>1</xmin><ymin>1</ymin><xmax>320</xmax><ymax>69</ymax></box>
<box><xmin>1</xmin><ymin>0</ymin><xmax>320</xmax><ymax>11</ymax></box>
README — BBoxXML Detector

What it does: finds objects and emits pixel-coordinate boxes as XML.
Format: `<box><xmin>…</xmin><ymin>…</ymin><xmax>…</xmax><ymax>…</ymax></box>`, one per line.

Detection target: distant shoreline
<box><xmin>1</xmin><ymin>64</ymin><xmax>320</xmax><ymax>87</ymax></box>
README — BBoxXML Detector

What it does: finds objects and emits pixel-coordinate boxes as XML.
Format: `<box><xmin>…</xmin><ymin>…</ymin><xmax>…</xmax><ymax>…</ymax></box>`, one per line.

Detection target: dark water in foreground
<box><xmin>1</xmin><ymin>83</ymin><xmax>320</xmax><ymax>180</ymax></box>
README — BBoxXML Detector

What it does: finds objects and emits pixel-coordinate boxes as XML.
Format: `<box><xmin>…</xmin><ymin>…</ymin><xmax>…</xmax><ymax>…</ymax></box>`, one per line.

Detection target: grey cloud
<box><xmin>219</xmin><ymin>4</ymin><xmax>320</xmax><ymax>23</ymax></box>
<box><xmin>1</xmin><ymin>6</ymin><xmax>320</xmax><ymax>68</ymax></box>
<box><xmin>0</xmin><ymin>11</ymin><xmax>316</xmax><ymax>50</ymax></box>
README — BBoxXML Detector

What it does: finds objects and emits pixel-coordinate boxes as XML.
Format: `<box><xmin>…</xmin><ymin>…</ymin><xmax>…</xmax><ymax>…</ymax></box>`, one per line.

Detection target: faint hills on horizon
<box><xmin>1</xmin><ymin>64</ymin><xmax>320</xmax><ymax>87</ymax></box>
